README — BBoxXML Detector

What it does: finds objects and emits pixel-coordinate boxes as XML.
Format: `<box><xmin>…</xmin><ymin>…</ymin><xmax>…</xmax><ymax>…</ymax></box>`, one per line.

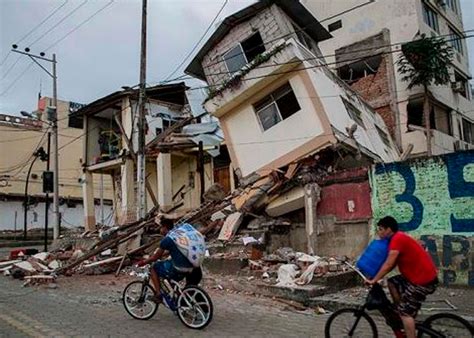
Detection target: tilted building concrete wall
<box><xmin>370</xmin><ymin>150</ymin><xmax>474</xmax><ymax>285</ymax></box>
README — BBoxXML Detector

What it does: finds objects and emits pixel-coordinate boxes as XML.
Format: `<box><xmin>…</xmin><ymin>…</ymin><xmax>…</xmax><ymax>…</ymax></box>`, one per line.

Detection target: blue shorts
<box><xmin>153</xmin><ymin>260</ymin><xmax>186</xmax><ymax>282</ymax></box>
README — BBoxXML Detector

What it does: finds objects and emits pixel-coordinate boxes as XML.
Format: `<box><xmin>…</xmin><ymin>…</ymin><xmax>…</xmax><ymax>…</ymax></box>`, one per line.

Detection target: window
<box><xmin>337</xmin><ymin>55</ymin><xmax>382</xmax><ymax>84</ymax></box>
<box><xmin>462</xmin><ymin>118</ymin><xmax>474</xmax><ymax>144</ymax></box>
<box><xmin>453</xmin><ymin>71</ymin><xmax>469</xmax><ymax>99</ymax></box>
<box><xmin>342</xmin><ymin>98</ymin><xmax>365</xmax><ymax>128</ymax></box>
<box><xmin>155</xmin><ymin>118</ymin><xmax>171</xmax><ymax>135</ymax></box>
<box><xmin>68</xmin><ymin>114</ymin><xmax>83</xmax><ymax>129</ymax></box>
<box><xmin>422</xmin><ymin>3</ymin><xmax>439</xmax><ymax>32</ymax></box>
<box><xmin>446</xmin><ymin>0</ymin><xmax>458</xmax><ymax>13</ymax></box>
<box><xmin>223</xmin><ymin>32</ymin><xmax>265</xmax><ymax>74</ymax></box>
<box><xmin>375</xmin><ymin>125</ymin><xmax>391</xmax><ymax>147</ymax></box>
<box><xmin>449</xmin><ymin>27</ymin><xmax>463</xmax><ymax>54</ymax></box>
<box><xmin>254</xmin><ymin>83</ymin><xmax>300</xmax><ymax>131</ymax></box>
<box><xmin>328</xmin><ymin>20</ymin><xmax>342</xmax><ymax>32</ymax></box>
<box><xmin>292</xmin><ymin>23</ymin><xmax>316</xmax><ymax>53</ymax></box>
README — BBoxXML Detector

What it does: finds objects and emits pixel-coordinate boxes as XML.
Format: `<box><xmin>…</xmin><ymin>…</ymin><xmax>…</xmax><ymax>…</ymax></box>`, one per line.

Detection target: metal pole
<box><xmin>44</xmin><ymin>132</ymin><xmax>51</xmax><ymax>252</ymax></box>
<box><xmin>198</xmin><ymin>141</ymin><xmax>205</xmax><ymax>204</ymax></box>
<box><xmin>52</xmin><ymin>53</ymin><xmax>60</xmax><ymax>239</ymax></box>
<box><xmin>100</xmin><ymin>173</ymin><xmax>104</xmax><ymax>224</ymax></box>
<box><xmin>23</xmin><ymin>157</ymin><xmax>38</xmax><ymax>240</ymax></box>
<box><xmin>137</xmin><ymin>0</ymin><xmax>147</xmax><ymax>219</ymax></box>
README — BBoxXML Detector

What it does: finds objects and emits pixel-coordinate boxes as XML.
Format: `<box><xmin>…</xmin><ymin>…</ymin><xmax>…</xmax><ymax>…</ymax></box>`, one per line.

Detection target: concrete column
<box><xmin>157</xmin><ymin>152</ymin><xmax>172</xmax><ymax>211</ymax></box>
<box><xmin>82</xmin><ymin>171</ymin><xmax>96</xmax><ymax>231</ymax></box>
<box><xmin>304</xmin><ymin>183</ymin><xmax>321</xmax><ymax>255</ymax></box>
<box><xmin>120</xmin><ymin>158</ymin><xmax>136</xmax><ymax>224</ymax></box>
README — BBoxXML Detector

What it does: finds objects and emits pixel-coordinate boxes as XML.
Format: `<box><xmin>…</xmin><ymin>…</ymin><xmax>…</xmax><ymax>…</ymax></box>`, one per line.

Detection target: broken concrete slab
<box><xmin>218</xmin><ymin>212</ymin><xmax>244</xmax><ymax>241</ymax></box>
<box><xmin>203</xmin><ymin>257</ymin><xmax>248</xmax><ymax>275</ymax></box>
<box><xmin>256</xmin><ymin>283</ymin><xmax>328</xmax><ymax>304</ymax></box>
<box><xmin>32</xmin><ymin>252</ymin><xmax>50</xmax><ymax>263</ymax></box>
<box><xmin>0</xmin><ymin>259</ymin><xmax>22</xmax><ymax>268</ymax></box>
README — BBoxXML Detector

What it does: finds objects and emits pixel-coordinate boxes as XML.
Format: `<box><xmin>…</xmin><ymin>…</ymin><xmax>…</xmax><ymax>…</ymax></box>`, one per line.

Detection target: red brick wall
<box><xmin>349</xmin><ymin>55</ymin><xmax>396</xmax><ymax>138</ymax></box>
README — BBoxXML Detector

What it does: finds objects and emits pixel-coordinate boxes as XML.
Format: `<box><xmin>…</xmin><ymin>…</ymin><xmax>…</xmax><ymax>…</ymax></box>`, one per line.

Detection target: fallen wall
<box><xmin>370</xmin><ymin>150</ymin><xmax>474</xmax><ymax>286</ymax></box>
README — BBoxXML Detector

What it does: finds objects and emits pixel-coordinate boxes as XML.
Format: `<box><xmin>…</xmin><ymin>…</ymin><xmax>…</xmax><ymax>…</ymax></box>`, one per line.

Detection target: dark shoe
<box><xmin>147</xmin><ymin>294</ymin><xmax>162</xmax><ymax>304</ymax></box>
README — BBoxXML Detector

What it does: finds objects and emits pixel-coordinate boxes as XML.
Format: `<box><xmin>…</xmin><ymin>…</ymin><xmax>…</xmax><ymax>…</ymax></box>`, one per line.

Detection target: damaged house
<box><xmin>184</xmin><ymin>0</ymin><xmax>400</xmax><ymax>257</ymax></box>
<box><xmin>74</xmin><ymin>83</ymin><xmax>228</xmax><ymax>233</ymax></box>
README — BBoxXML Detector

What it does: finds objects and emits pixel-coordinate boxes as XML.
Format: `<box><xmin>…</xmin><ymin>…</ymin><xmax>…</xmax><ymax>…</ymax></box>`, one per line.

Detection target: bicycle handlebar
<box><xmin>340</xmin><ymin>260</ymin><xmax>369</xmax><ymax>283</ymax></box>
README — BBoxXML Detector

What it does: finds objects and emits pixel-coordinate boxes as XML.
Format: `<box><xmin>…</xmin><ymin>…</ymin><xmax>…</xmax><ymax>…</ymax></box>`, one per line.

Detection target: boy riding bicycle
<box><xmin>367</xmin><ymin>216</ymin><xmax>438</xmax><ymax>338</ymax></box>
<box><xmin>137</xmin><ymin>218</ymin><xmax>206</xmax><ymax>303</ymax></box>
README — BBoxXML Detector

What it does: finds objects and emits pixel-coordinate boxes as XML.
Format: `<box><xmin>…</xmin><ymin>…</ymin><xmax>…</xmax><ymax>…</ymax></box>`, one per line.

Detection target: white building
<box><xmin>303</xmin><ymin>0</ymin><xmax>474</xmax><ymax>156</ymax></box>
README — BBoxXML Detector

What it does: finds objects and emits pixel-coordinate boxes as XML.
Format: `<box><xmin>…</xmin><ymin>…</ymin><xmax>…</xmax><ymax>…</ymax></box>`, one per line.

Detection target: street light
<box><xmin>13</xmin><ymin>46</ymin><xmax>60</xmax><ymax>240</ymax></box>
<box><xmin>20</xmin><ymin>111</ymin><xmax>52</xmax><ymax>251</ymax></box>
<box><xmin>23</xmin><ymin>147</ymin><xmax>48</xmax><ymax>241</ymax></box>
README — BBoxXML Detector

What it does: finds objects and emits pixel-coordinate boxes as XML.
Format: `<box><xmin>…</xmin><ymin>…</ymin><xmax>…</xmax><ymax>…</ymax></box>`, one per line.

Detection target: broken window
<box><xmin>433</xmin><ymin>106</ymin><xmax>452</xmax><ymax>135</ymax></box>
<box><xmin>337</xmin><ymin>55</ymin><xmax>382</xmax><ymax>84</ymax></box>
<box><xmin>155</xmin><ymin>118</ymin><xmax>171</xmax><ymax>135</ymax></box>
<box><xmin>375</xmin><ymin>125</ymin><xmax>390</xmax><ymax>147</ymax></box>
<box><xmin>342</xmin><ymin>98</ymin><xmax>365</xmax><ymax>129</ymax></box>
<box><xmin>462</xmin><ymin>118</ymin><xmax>474</xmax><ymax>144</ymax></box>
<box><xmin>254</xmin><ymin>83</ymin><xmax>300</xmax><ymax>131</ymax></box>
<box><xmin>223</xmin><ymin>32</ymin><xmax>265</xmax><ymax>74</ymax></box>
<box><xmin>453</xmin><ymin>71</ymin><xmax>469</xmax><ymax>99</ymax></box>
<box><xmin>291</xmin><ymin>23</ymin><xmax>316</xmax><ymax>53</ymax></box>
<box><xmin>423</xmin><ymin>3</ymin><xmax>439</xmax><ymax>32</ymax></box>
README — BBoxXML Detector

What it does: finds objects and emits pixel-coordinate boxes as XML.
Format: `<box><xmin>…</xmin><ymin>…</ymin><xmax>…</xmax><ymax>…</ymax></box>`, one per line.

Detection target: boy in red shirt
<box><xmin>368</xmin><ymin>216</ymin><xmax>438</xmax><ymax>338</ymax></box>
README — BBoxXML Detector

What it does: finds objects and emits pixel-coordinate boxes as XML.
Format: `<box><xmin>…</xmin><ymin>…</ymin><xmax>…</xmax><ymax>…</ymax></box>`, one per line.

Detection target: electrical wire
<box><xmin>163</xmin><ymin>0</ymin><xmax>228</xmax><ymax>81</ymax></box>
<box><xmin>1</xmin><ymin>56</ymin><xmax>22</xmax><ymax>80</ymax></box>
<box><xmin>44</xmin><ymin>0</ymin><xmax>115</xmax><ymax>52</ymax></box>
<box><xmin>27</xmin><ymin>0</ymin><xmax>89</xmax><ymax>48</ymax></box>
<box><xmin>0</xmin><ymin>61</ymin><xmax>34</xmax><ymax>97</ymax></box>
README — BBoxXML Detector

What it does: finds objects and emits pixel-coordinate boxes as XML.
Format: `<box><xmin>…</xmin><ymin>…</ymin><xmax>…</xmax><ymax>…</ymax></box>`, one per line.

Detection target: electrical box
<box><xmin>42</xmin><ymin>171</ymin><xmax>54</xmax><ymax>193</ymax></box>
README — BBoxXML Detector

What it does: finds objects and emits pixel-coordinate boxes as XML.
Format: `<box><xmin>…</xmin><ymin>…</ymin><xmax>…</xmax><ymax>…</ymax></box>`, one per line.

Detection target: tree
<box><xmin>397</xmin><ymin>34</ymin><xmax>453</xmax><ymax>156</ymax></box>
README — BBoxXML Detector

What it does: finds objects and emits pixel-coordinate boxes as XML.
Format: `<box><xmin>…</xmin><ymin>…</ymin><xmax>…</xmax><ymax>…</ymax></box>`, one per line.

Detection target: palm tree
<box><xmin>397</xmin><ymin>34</ymin><xmax>453</xmax><ymax>156</ymax></box>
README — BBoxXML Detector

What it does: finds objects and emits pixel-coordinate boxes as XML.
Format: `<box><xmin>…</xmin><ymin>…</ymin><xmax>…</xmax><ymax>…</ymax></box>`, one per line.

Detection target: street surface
<box><xmin>0</xmin><ymin>274</ymin><xmax>394</xmax><ymax>337</ymax></box>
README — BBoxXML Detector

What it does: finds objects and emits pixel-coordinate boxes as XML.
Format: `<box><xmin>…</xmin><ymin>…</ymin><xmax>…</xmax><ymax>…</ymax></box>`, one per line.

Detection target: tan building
<box><xmin>76</xmin><ymin>83</ymin><xmax>226</xmax><ymax>231</ymax></box>
<box><xmin>0</xmin><ymin>97</ymin><xmax>113</xmax><ymax>231</ymax></box>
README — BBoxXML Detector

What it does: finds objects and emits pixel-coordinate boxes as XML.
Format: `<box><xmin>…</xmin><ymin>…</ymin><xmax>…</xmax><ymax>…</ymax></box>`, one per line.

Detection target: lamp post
<box><xmin>22</xmin><ymin>146</ymin><xmax>48</xmax><ymax>240</ymax></box>
<box><xmin>21</xmin><ymin>111</ymin><xmax>52</xmax><ymax>250</ymax></box>
<box><xmin>13</xmin><ymin>46</ymin><xmax>60</xmax><ymax>240</ymax></box>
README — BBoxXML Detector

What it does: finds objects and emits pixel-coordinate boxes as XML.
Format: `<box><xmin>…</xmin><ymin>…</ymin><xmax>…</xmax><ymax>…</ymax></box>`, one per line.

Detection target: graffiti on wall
<box><xmin>370</xmin><ymin>150</ymin><xmax>474</xmax><ymax>285</ymax></box>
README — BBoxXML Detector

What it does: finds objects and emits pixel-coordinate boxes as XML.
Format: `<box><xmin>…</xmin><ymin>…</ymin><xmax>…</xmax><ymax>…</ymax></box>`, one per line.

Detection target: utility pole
<box><xmin>137</xmin><ymin>0</ymin><xmax>147</xmax><ymax>219</ymax></box>
<box><xmin>44</xmin><ymin>132</ymin><xmax>51</xmax><ymax>251</ymax></box>
<box><xmin>12</xmin><ymin>46</ymin><xmax>60</xmax><ymax>240</ymax></box>
<box><xmin>52</xmin><ymin>53</ymin><xmax>60</xmax><ymax>239</ymax></box>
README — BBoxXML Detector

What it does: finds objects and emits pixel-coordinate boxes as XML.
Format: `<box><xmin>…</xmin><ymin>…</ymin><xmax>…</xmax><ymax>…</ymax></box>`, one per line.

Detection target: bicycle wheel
<box><xmin>122</xmin><ymin>281</ymin><xmax>159</xmax><ymax>320</ymax></box>
<box><xmin>176</xmin><ymin>285</ymin><xmax>213</xmax><ymax>329</ymax></box>
<box><xmin>418</xmin><ymin>313</ymin><xmax>474</xmax><ymax>338</ymax></box>
<box><xmin>325</xmin><ymin>308</ymin><xmax>378</xmax><ymax>338</ymax></box>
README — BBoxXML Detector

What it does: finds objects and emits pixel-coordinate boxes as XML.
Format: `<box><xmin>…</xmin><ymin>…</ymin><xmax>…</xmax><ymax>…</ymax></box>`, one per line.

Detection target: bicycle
<box><xmin>122</xmin><ymin>264</ymin><xmax>213</xmax><ymax>330</ymax></box>
<box><xmin>324</xmin><ymin>262</ymin><xmax>473</xmax><ymax>338</ymax></box>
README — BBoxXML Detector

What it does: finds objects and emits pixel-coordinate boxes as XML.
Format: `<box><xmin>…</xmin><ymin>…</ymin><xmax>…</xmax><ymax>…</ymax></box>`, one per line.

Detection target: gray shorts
<box><xmin>388</xmin><ymin>275</ymin><xmax>438</xmax><ymax>317</ymax></box>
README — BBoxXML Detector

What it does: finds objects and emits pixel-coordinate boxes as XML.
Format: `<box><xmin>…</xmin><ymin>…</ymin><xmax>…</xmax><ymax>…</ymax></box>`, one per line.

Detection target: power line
<box><xmin>0</xmin><ymin>62</ymin><xmax>34</xmax><ymax>97</ymax></box>
<box><xmin>27</xmin><ymin>0</ymin><xmax>88</xmax><ymax>48</ymax></box>
<box><xmin>44</xmin><ymin>0</ymin><xmax>115</xmax><ymax>52</ymax></box>
<box><xmin>16</xmin><ymin>0</ymin><xmax>70</xmax><ymax>45</ymax></box>
<box><xmin>163</xmin><ymin>0</ymin><xmax>228</xmax><ymax>82</ymax></box>
<box><xmin>1</xmin><ymin>56</ymin><xmax>22</xmax><ymax>80</ymax></box>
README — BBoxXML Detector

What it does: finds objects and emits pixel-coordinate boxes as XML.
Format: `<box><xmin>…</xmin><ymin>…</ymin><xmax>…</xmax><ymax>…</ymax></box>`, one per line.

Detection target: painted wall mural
<box><xmin>370</xmin><ymin>150</ymin><xmax>474</xmax><ymax>286</ymax></box>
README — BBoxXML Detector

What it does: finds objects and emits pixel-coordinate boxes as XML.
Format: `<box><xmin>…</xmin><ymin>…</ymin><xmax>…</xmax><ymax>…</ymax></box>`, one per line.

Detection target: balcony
<box><xmin>403</xmin><ymin>126</ymin><xmax>472</xmax><ymax>156</ymax></box>
<box><xmin>204</xmin><ymin>39</ymin><xmax>318</xmax><ymax>118</ymax></box>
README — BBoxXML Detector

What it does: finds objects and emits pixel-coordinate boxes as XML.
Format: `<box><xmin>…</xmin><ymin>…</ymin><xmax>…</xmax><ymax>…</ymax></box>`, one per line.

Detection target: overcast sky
<box><xmin>1</xmin><ymin>0</ymin><xmax>473</xmax><ymax>116</ymax></box>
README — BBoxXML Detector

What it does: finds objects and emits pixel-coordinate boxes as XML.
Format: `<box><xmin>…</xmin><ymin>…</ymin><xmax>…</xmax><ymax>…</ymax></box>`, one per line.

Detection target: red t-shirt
<box><xmin>389</xmin><ymin>232</ymin><xmax>437</xmax><ymax>285</ymax></box>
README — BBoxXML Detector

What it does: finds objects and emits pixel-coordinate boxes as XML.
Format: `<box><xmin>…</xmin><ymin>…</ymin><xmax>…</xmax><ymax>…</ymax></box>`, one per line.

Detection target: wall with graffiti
<box><xmin>370</xmin><ymin>150</ymin><xmax>474</xmax><ymax>286</ymax></box>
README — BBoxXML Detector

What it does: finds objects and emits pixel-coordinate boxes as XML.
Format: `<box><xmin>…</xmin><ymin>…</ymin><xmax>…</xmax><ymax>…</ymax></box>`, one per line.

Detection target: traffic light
<box><xmin>43</xmin><ymin>171</ymin><xmax>54</xmax><ymax>193</ymax></box>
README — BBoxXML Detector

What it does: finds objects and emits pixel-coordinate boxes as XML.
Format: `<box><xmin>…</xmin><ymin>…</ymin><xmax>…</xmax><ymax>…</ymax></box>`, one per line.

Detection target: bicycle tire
<box><xmin>325</xmin><ymin>308</ymin><xmax>378</xmax><ymax>338</ymax></box>
<box><xmin>122</xmin><ymin>281</ymin><xmax>159</xmax><ymax>320</ymax></box>
<box><xmin>418</xmin><ymin>312</ymin><xmax>474</xmax><ymax>338</ymax></box>
<box><xmin>176</xmin><ymin>285</ymin><xmax>213</xmax><ymax>330</ymax></box>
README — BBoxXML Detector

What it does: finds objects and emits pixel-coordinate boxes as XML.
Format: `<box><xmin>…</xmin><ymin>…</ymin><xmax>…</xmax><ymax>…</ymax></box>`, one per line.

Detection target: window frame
<box><xmin>449</xmin><ymin>26</ymin><xmax>464</xmax><ymax>55</ymax></box>
<box><xmin>222</xmin><ymin>31</ymin><xmax>265</xmax><ymax>75</ymax></box>
<box><xmin>253</xmin><ymin>83</ymin><xmax>301</xmax><ymax>131</ymax></box>
<box><xmin>422</xmin><ymin>3</ymin><xmax>439</xmax><ymax>32</ymax></box>
<box><xmin>342</xmin><ymin>97</ymin><xmax>366</xmax><ymax>129</ymax></box>
<box><xmin>446</xmin><ymin>0</ymin><xmax>458</xmax><ymax>13</ymax></box>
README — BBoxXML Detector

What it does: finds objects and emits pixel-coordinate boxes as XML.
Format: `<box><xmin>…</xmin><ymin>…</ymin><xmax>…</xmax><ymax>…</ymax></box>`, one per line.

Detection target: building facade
<box><xmin>0</xmin><ymin>98</ymin><xmax>113</xmax><ymax>232</ymax></box>
<box><xmin>304</xmin><ymin>0</ymin><xmax>474</xmax><ymax>156</ymax></box>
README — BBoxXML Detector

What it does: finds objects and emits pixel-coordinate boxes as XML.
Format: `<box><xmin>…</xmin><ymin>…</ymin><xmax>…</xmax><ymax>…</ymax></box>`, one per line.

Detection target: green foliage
<box><xmin>397</xmin><ymin>35</ymin><xmax>453</xmax><ymax>89</ymax></box>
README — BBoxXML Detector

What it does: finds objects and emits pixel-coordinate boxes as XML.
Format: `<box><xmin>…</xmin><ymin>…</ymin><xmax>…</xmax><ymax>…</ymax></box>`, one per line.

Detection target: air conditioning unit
<box><xmin>451</xmin><ymin>81</ymin><xmax>464</xmax><ymax>93</ymax></box>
